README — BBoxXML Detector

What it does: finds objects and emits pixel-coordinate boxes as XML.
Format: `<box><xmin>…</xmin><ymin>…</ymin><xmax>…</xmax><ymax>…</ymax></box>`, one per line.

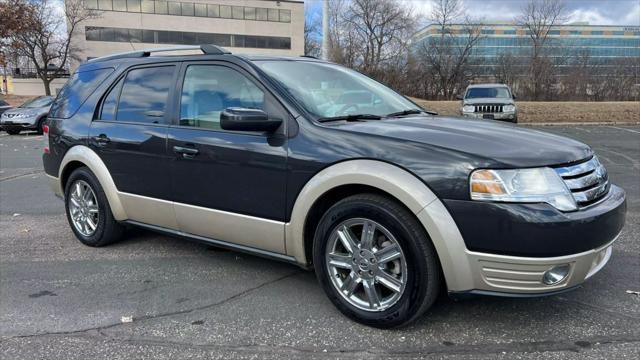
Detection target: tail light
<box><xmin>43</xmin><ymin>124</ymin><xmax>50</xmax><ymax>154</ymax></box>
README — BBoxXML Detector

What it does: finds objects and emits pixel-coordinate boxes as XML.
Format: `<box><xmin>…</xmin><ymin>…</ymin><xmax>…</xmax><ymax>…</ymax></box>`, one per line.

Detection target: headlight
<box><xmin>503</xmin><ymin>105</ymin><xmax>516</xmax><ymax>112</ymax></box>
<box><xmin>462</xmin><ymin>105</ymin><xmax>475</xmax><ymax>112</ymax></box>
<box><xmin>13</xmin><ymin>113</ymin><xmax>31</xmax><ymax>118</ymax></box>
<box><xmin>470</xmin><ymin>168</ymin><xmax>577</xmax><ymax>211</ymax></box>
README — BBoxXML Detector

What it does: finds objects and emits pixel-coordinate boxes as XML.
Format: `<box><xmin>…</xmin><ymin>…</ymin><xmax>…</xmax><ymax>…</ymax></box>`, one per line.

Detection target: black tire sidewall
<box><xmin>313</xmin><ymin>195</ymin><xmax>438</xmax><ymax>328</ymax></box>
<box><xmin>64</xmin><ymin>167</ymin><xmax>111</xmax><ymax>246</ymax></box>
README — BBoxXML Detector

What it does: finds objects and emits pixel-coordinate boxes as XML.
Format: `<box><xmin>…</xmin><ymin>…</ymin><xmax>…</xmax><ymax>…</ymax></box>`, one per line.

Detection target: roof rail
<box><xmin>87</xmin><ymin>45</ymin><xmax>231</xmax><ymax>63</ymax></box>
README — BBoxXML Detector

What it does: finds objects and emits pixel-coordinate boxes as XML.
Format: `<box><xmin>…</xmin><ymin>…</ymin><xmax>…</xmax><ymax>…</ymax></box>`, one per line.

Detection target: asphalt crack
<box><xmin>2</xmin><ymin>270</ymin><xmax>302</xmax><ymax>341</ymax></box>
<box><xmin>0</xmin><ymin>169</ymin><xmax>44</xmax><ymax>182</ymax></box>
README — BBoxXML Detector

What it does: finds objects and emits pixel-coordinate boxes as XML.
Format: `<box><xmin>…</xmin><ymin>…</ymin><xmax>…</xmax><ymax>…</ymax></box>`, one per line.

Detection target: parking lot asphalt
<box><xmin>0</xmin><ymin>126</ymin><xmax>639</xmax><ymax>359</ymax></box>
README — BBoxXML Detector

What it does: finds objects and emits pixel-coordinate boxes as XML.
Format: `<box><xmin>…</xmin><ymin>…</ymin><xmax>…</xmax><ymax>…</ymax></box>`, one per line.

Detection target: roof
<box><xmin>467</xmin><ymin>83</ymin><xmax>509</xmax><ymax>88</ymax></box>
<box><xmin>81</xmin><ymin>45</ymin><xmax>323</xmax><ymax>69</ymax></box>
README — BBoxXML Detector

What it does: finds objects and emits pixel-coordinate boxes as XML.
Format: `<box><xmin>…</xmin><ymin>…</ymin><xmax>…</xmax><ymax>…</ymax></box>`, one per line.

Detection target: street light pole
<box><xmin>322</xmin><ymin>0</ymin><xmax>329</xmax><ymax>60</ymax></box>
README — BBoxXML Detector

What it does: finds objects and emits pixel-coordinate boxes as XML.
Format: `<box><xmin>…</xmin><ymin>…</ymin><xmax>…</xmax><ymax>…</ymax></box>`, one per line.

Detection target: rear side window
<box><xmin>49</xmin><ymin>67</ymin><xmax>114</xmax><ymax>119</ymax></box>
<box><xmin>114</xmin><ymin>66</ymin><xmax>175</xmax><ymax>124</ymax></box>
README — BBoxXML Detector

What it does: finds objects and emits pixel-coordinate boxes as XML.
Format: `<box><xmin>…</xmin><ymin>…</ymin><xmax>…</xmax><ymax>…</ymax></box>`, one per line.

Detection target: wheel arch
<box><xmin>285</xmin><ymin>159</ymin><xmax>474</xmax><ymax>292</ymax></box>
<box><xmin>58</xmin><ymin>145</ymin><xmax>128</xmax><ymax>220</ymax></box>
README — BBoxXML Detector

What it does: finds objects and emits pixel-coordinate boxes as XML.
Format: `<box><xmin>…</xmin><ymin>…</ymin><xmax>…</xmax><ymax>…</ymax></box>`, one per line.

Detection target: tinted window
<box><xmin>465</xmin><ymin>87</ymin><xmax>511</xmax><ymax>99</ymax></box>
<box><xmin>49</xmin><ymin>67</ymin><xmax>114</xmax><ymax>119</ymax></box>
<box><xmin>179</xmin><ymin>65</ymin><xmax>264</xmax><ymax>130</ymax></box>
<box><xmin>99</xmin><ymin>78</ymin><xmax>124</xmax><ymax>121</ymax></box>
<box><xmin>0</xmin><ymin>100</ymin><xmax>9</xmax><ymax>106</ymax></box>
<box><xmin>116</xmin><ymin>66</ymin><xmax>175</xmax><ymax>123</ymax></box>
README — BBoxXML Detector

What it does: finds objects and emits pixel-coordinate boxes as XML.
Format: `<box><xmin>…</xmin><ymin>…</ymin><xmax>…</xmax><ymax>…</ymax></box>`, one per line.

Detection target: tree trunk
<box><xmin>42</xmin><ymin>77</ymin><xmax>51</xmax><ymax>96</ymax></box>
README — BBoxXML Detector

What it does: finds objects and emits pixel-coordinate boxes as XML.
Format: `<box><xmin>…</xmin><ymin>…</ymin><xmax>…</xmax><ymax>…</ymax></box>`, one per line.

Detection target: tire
<box><xmin>36</xmin><ymin>117</ymin><xmax>46</xmax><ymax>134</ymax></box>
<box><xmin>6</xmin><ymin>129</ymin><xmax>20</xmax><ymax>135</ymax></box>
<box><xmin>64</xmin><ymin>167</ymin><xmax>124</xmax><ymax>247</ymax></box>
<box><xmin>313</xmin><ymin>193</ymin><xmax>441</xmax><ymax>328</ymax></box>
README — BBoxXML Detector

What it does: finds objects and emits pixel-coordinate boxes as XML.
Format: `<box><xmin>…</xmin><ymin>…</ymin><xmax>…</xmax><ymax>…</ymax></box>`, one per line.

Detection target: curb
<box><xmin>520</xmin><ymin>122</ymin><xmax>640</xmax><ymax>126</ymax></box>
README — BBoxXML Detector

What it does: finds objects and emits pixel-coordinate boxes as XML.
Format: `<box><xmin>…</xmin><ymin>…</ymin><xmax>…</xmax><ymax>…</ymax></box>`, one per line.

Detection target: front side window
<box><xmin>255</xmin><ymin>61</ymin><xmax>419</xmax><ymax>119</ymax></box>
<box><xmin>115</xmin><ymin>66</ymin><xmax>175</xmax><ymax>123</ymax></box>
<box><xmin>179</xmin><ymin>65</ymin><xmax>264</xmax><ymax>130</ymax></box>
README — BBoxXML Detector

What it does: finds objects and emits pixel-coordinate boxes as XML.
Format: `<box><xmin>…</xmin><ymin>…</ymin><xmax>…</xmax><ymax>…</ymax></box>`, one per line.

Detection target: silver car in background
<box><xmin>459</xmin><ymin>84</ymin><xmax>518</xmax><ymax>123</ymax></box>
<box><xmin>0</xmin><ymin>96</ymin><xmax>54</xmax><ymax>135</ymax></box>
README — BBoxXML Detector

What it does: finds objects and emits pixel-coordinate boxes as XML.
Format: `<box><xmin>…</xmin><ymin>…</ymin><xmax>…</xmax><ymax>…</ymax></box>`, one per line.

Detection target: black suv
<box><xmin>43</xmin><ymin>45</ymin><xmax>626</xmax><ymax>328</ymax></box>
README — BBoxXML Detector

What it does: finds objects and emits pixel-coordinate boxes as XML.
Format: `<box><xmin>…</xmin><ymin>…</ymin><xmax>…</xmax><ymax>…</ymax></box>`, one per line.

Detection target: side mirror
<box><xmin>220</xmin><ymin>108</ymin><xmax>282</xmax><ymax>132</ymax></box>
<box><xmin>456</xmin><ymin>95</ymin><xmax>463</xmax><ymax>100</ymax></box>
<box><xmin>512</xmin><ymin>94</ymin><xmax>517</xmax><ymax>100</ymax></box>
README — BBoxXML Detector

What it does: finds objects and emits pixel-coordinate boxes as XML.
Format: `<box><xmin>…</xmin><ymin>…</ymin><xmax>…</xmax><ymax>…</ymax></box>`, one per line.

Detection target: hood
<box><xmin>463</xmin><ymin>98</ymin><xmax>514</xmax><ymax>105</ymax></box>
<box><xmin>332</xmin><ymin>116</ymin><xmax>592</xmax><ymax>167</ymax></box>
<box><xmin>2</xmin><ymin>107</ymin><xmax>45</xmax><ymax>117</ymax></box>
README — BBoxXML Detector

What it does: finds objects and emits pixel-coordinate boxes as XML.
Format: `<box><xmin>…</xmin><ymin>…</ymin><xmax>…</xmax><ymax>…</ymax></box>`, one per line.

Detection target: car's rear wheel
<box><xmin>64</xmin><ymin>167</ymin><xmax>124</xmax><ymax>247</ymax></box>
<box><xmin>313</xmin><ymin>193</ymin><xmax>441</xmax><ymax>328</ymax></box>
<box><xmin>5</xmin><ymin>129</ymin><xmax>20</xmax><ymax>135</ymax></box>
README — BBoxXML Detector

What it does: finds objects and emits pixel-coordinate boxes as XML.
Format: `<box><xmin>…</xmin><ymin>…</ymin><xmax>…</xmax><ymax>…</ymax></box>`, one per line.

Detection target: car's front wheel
<box><xmin>64</xmin><ymin>167</ymin><xmax>124</xmax><ymax>247</ymax></box>
<box><xmin>313</xmin><ymin>193</ymin><xmax>441</xmax><ymax>328</ymax></box>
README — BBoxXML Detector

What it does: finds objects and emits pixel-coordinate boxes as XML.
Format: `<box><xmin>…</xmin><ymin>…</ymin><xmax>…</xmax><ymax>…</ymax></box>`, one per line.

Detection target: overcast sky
<box><xmin>305</xmin><ymin>0</ymin><xmax>640</xmax><ymax>27</ymax></box>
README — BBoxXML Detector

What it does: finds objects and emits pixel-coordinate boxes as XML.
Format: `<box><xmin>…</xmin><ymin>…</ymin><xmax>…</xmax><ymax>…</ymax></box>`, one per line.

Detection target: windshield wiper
<box><xmin>317</xmin><ymin>114</ymin><xmax>383</xmax><ymax>123</ymax></box>
<box><xmin>385</xmin><ymin>109</ymin><xmax>437</xmax><ymax>117</ymax></box>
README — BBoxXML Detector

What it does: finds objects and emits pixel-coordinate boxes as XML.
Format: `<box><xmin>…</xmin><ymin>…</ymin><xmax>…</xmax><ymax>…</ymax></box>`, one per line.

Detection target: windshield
<box><xmin>0</xmin><ymin>100</ymin><xmax>9</xmax><ymax>106</ymax></box>
<box><xmin>255</xmin><ymin>61</ymin><xmax>420</xmax><ymax>119</ymax></box>
<box><xmin>465</xmin><ymin>87</ymin><xmax>511</xmax><ymax>99</ymax></box>
<box><xmin>20</xmin><ymin>96</ymin><xmax>53</xmax><ymax>108</ymax></box>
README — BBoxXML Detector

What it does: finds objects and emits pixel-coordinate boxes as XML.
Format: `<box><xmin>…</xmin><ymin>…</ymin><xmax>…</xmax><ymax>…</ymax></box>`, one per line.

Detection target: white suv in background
<box><xmin>459</xmin><ymin>84</ymin><xmax>518</xmax><ymax>123</ymax></box>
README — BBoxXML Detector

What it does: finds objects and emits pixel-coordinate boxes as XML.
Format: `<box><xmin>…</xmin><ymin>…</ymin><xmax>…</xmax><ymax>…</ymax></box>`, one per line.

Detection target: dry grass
<box><xmin>411</xmin><ymin>99</ymin><xmax>640</xmax><ymax>124</ymax></box>
<box><xmin>0</xmin><ymin>95</ymin><xmax>35</xmax><ymax>107</ymax></box>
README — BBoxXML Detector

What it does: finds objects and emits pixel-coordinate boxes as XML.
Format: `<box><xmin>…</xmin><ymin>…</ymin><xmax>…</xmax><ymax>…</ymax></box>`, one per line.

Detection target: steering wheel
<box><xmin>336</xmin><ymin>103</ymin><xmax>359</xmax><ymax>115</ymax></box>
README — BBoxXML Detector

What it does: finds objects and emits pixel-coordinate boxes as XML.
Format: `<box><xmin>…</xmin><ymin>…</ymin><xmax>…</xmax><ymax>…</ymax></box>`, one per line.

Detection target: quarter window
<box><xmin>100</xmin><ymin>78</ymin><xmax>124</xmax><ymax>121</ymax></box>
<box><xmin>115</xmin><ymin>66</ymin><xmax>175</xmax><ymax>123</ymax></box>
<box><xmin>179</xmin><ymin>65</ymin><xmax>265</xmax><ymax>130</ymax></box>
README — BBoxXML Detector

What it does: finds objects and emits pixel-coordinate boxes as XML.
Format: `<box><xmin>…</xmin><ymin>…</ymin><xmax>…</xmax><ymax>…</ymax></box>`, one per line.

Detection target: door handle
<box><xmin>173</xmin><ymin>145</ymin><xmax>199</xmax><ymax>158</ymax></box>
<box><xmin>93</xmin><ymin>134</ymin><xmax>110</xmax><ymax>146</ymax></box>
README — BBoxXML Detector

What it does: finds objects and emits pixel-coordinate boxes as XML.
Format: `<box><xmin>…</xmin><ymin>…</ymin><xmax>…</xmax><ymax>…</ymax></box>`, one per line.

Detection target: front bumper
<box><xmin>418</xmin><ymin>185</ymin><xmax>625</xmax><ymax>296</ymax></box>
<box><xmin>454</xmin><ymin>236</ymin><xmax>616</xmax><ymax>295</ymax></box>
<box><xmin>0</xmin><ymin>116</ymin><xmax>38</xmax><ymax>129</ymax></box>
<box><xmin>462</xmin><ymin>111</ymin><xmax>516</xmax><ymax>121</ymax></box>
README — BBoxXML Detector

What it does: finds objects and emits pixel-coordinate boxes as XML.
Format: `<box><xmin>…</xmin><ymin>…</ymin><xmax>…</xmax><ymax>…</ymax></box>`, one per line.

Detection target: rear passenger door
<box><xmin>90</xmin><ymin>64</ymin><xmax>179</xmax><ymax>228</ymax></box>
<box><xmin>167</xmin><ymin>62</ymin><xmax>289</xmax><ymax>253</ymax></box>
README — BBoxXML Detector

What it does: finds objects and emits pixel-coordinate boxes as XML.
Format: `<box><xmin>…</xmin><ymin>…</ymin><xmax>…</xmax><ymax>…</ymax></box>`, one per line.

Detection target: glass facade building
<box><xmin>412</xmin><ymin>23</ymin><xmax>640</xmax><ymax>75</ymax></box>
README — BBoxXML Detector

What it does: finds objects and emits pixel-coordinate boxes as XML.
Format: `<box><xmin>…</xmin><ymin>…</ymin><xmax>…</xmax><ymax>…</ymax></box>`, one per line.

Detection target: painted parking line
<box><xmin>607</xmin><ymin>126</ymin><xmax>640</xmax><ymax>135</ymax></box>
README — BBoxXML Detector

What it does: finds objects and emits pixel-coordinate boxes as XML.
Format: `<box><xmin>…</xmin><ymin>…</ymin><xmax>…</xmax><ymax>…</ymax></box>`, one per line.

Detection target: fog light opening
<box><xmin>543</xmin><ymin>264</ymin><xmax>571</xmax><ymax>285</ymax></box>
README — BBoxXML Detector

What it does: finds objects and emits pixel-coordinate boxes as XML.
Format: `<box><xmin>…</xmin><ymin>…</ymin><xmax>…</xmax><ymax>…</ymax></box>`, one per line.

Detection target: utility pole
<box><xmin>322</xmin><ymin>0</ymin><xmax>329</xmax><ymax>60</ymax></box>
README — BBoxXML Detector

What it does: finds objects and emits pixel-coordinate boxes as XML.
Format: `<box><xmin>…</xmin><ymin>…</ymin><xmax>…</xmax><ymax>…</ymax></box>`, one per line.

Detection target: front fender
<box><xmin>284</xmin><ymin>159</ymin><xmax>473</xmax><ymax>291</ymax></box>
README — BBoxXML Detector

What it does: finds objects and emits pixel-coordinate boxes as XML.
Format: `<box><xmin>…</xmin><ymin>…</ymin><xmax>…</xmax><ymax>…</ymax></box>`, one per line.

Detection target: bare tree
<box><xmin>414</xmin><ymin>0</ymin><xmax>483</xmax><ymax>100</ymax></box>
<box><xmin>0</xmin><ymin>0</ymin><xmax>37</xmax><ymax>93</ymax></box>
<box><xmin>325</xmin><ymin>0</ymin><xmax>416</xmax><ymax>89</ymax></box>
<box><xmin>495</xmin><ymin>53</ymin><xmax>519</xmax><ymax>91</ymax></box>
<box><xmin>516</xmin><ymin>0</ymin><xmax>567</xmax><ymax>100</ymax></box>
<box><xmin>9</xmin><ymin>0</ymin><xmax>98</xmax><ymax>95</ymax></box>
<box><xmin>304</xmin><ymin>11</ymin><xmax>322</xmax><ymax>58</ymax></box>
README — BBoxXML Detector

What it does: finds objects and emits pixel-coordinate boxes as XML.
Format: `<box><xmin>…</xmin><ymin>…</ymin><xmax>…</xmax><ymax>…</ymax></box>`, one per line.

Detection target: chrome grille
<box><xmin>554</xmin><ymin>156</ymin><xmax>609</xmax><ymax>207</ymax></box>
<box><xmin>474</xmin><ymin>105</ymin><xmax>503</xmax><ymax>113</ymax></box>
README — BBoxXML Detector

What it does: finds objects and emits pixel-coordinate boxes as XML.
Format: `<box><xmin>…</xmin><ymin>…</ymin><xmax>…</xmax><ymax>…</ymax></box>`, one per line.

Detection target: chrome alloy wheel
<box><xmin>325</xmin><ymin>218</ymin><xmax>407</xmax><ymax>312</ymax></box>
<box><xmin>68</xmin><ymin>180</ymin><xmax>99</xmax><ymax>237</ymax></box>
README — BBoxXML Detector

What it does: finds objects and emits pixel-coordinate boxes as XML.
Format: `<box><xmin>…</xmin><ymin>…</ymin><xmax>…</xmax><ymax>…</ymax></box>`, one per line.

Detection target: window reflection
<box><xmin>84</xmin><ymin>0</ymin><xmax>293</xmax><ymax>23</ymax></box>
